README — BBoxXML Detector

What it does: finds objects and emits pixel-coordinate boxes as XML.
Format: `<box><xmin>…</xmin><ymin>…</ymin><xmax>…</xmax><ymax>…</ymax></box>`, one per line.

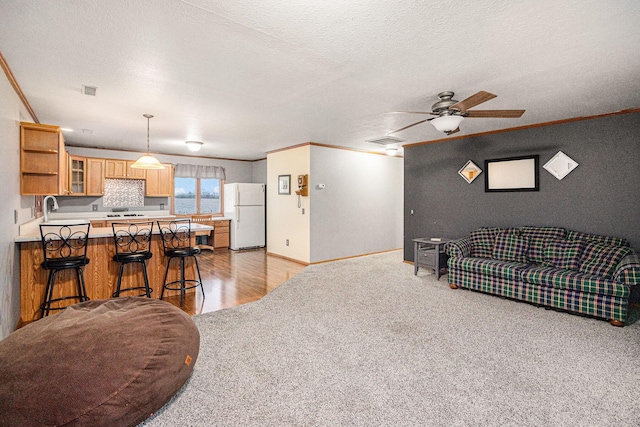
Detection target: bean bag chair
<box><xmin>0</xmin><ymin>297</ymin><xmax>199</xmax><ymax>426</ymax></box>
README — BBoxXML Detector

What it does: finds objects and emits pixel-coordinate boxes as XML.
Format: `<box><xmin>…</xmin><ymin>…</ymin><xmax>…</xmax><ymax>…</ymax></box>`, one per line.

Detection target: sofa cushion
<box><xmin>542</xmin><ymin>239</ymin><xmax>583</xmax><ymax>271</ymax></box>
<box><xmin>522</xmin><ymin>266</ymin><xmax>630</xmax><ymax>298</ymax></box>
<box><xmin>469</xmin><ymin>227</ymin><xmax>502</xmax><ymax>258</ymax></box>
<box><xmin>520</xmin><ymin>226</ymin><xmax>567</xmax><ymax>264</ymax></box>
<box><xmin>568</xmin><ymin>230</ymin><xmax>629</xmax><ymax>248</ymax></box>
<box><xmin>492</xmin><ymin>231</ymin><xmax>529</xmax><ymax>263</ymax></box>
<box><xmin>449</xmin><ymin>256</ymin><xmax>530</xmax><ymax>281</ymax></box>
<box><xmin>579</xmin><ymin>242</ymin><xmax>631</xmax><ymax>279</ymax></box>
<box><xmin>469</xmin><ymin>227</ymin><xmax>519</xmax><ymax>258</ymax></box>
<box><xmin>0</xmin><ymin>297</ymin><xmax>200</xmax><ymax>427</ymax></box>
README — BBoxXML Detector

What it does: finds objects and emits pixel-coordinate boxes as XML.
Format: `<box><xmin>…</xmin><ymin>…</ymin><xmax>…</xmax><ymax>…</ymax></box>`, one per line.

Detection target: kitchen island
<box><xmin>16</xmin><ymin>222</ymin><xmax>212</xmax><ymax>323</ymax></box>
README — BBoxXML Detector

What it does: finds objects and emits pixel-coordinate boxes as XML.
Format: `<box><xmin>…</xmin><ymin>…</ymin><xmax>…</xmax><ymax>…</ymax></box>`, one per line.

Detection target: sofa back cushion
<box><xmin>579</xmin><ymin>241</ymin><xmax>631</xmax><ymax>278</ymax></box>
<box><xmin>492</xmin><ymin>231</ymin><xmax>529</xmax><ymax>263</ymax></box>
<box><xmin>520</xmin><ymin>226</ymin><xmax>567</xmax><ymax>264</ymax></box>
<box><xmin>568</xmin><ymin>230</ymin><xmax>629</xmax><ymax>248</ymax></box>
<box><xmin>469</xmin><ymin>227</ymin><xmax>503</xmax><ymax>258</ymax></box>
<box><xmin>542</xmin><ymin>239</ymin><xmax>583</xmax><ymax>271</ymax></box>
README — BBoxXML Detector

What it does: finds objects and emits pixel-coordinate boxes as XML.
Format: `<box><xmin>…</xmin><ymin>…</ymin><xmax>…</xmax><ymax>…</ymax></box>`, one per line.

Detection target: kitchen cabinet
<box><xmin>20</xmin><ymin>122</ymin><xmax>67</xmax><ymax>195</ymax></box>
<box><xmin>86</xmin><ymin>158</ymin><xmax>105</xmax><ymax>196</ymax></box>
<box><xmin>104</xmin><ymin>159</ymin><xmax>146</xmax><ymax>179</ymax></box>
<box><xmin>213</xmin><ymin>220</ymin><xmax>230</xmax><ymax>249</ymax></box>
<box><xmin>145</xmin><ymin>164</ymin><xmax>174</xmax><ymax>196</ymax></box>
<box><xmin>68</xmin><ymin>155</ymin><xmax>86</xmax><ymax>195</ymax></box>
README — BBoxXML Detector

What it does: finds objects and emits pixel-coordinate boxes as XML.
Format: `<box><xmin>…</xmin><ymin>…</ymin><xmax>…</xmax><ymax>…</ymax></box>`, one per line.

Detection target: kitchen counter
<box><xmin>15</xmin><ymin>223</ymin><xmax>211</xmax><ymax>243</ymax></box>
<box><xmin>16</xmin><ymin>222</ymin><xmax>213</xmax><ymax>323</ymax></box>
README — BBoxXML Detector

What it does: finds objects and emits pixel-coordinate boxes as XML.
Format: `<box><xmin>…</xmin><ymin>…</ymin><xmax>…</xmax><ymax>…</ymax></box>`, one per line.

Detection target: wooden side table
<box><xmin>412</xmin><ymin>238</ymin><xmax>454</xmax><ymax>280</ymax></box>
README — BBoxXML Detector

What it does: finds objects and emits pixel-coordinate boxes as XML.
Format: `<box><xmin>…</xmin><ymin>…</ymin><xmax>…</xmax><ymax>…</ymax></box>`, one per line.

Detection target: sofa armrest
<box><xmin>446</xmin><ymin>237</ymin><xmax>472</xmax><ymax>258</ymax></box>
<box><xmin>613</xmin><ymin>251</ymin><xmax>640</xmax><ymax>285</ymax></box>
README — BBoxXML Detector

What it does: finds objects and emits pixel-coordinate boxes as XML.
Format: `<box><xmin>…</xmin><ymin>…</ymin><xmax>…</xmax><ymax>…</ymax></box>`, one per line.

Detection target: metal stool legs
<box><xmin>160</xmin><ymin>254</ymin><xmax>204</xmax><ymax>305</ymax></box>
<box><xmin>112</xmin><ymin>259</ymin><xmax>152</xmax><ymax>298</ymax></box>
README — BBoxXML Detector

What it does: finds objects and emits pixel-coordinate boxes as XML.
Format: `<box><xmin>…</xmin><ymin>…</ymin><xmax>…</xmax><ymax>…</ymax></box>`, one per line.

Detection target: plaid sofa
<box><xmin>445</xmin><ymin>226</ymin><xmax>640</xmax><ymax>326</ymax></box>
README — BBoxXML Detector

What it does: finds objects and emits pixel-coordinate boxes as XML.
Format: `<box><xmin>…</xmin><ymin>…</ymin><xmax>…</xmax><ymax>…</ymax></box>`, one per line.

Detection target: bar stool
<box><xmin>39</xmin><ymin>223</ymin><xmax>91</xmax><ymax>318</ymax></box>
<box><xmin>111</xmin><ymin>221</ymin><xmax>154</xmax><ymax>298</ymax></box>
<box><xmin>157</xmin><ymin>219</ymin><xmax>205</xmax><ymax>305</ymax></box>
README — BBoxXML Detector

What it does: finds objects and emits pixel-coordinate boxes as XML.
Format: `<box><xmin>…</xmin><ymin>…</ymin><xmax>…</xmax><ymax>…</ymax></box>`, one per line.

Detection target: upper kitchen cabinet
<box><xmin>20</xmin><ymin>122</ymin><xmax>67</xmax><ymax>195</ymax></box>
<box><xmin>86</xmin><ymin>158</ymin><xmax>105</xmax><ymax>196</ymax></box>
<box><xmin>104</xmin><ymin>159</ymin><xmax>146</xmax><ymax>179</ymax></box>
<box><xmin>146</xmin><ymin>164</ymin><xmax>174</xmax><ymax>197</ymax></box>
<box><xmin>67</xmin><ymin>155</ymin><xmax>86</xmax><ymax>195</ymax></box>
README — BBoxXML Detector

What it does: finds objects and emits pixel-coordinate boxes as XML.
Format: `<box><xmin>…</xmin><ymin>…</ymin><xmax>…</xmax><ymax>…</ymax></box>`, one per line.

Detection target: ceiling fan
<box><xmin>387</xmin><ymin>91</ymin><xmax>525</xmax><ymax>136</ymax></box>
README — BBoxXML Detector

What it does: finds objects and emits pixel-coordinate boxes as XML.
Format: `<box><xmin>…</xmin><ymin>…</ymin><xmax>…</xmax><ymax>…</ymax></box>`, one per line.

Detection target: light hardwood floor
<box><xmin>162</xmin><ymin>248</ymin><xmax>307</xmax><ymax>316</ymax></box>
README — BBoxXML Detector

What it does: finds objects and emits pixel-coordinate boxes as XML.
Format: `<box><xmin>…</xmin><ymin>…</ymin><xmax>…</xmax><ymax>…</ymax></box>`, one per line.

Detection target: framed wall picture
<box><xmin>278</xmin><ymin>175</ymin><xmax>291</xmax><ymax>195</ymax></box>
<box><xmin>485</xmin><ymin>155</ymin><xmax>539</xmax><ymax>192</ymax></box>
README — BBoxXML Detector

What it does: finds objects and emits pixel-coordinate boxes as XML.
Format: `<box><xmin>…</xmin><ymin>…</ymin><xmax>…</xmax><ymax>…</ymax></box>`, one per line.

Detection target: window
<box><xmin>174</xmin><ymin>177</ymin><xmax>223</xmax><ymax>215</ymax></box>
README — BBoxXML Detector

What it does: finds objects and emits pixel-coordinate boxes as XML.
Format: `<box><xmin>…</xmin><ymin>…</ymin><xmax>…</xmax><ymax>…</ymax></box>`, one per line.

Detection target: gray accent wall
<box><xmin>404</xmin><ymin>111</ymin><xmax>640</xmax><ymax>261</ymax></box>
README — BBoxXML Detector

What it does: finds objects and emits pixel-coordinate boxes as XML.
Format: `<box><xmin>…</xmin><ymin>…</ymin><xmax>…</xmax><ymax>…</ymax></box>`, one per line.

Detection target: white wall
<box><xmin>310</xmin><ymin>145</ymin><xmax>403</xmax><ymax>262</ymax></box>
<box><xmin>267</xmin><ymin>146</ymin><xmax>311</xmax><ymax>263</ymax></box>
<box><xmin>0</xmin><ymin>73</ymin><xmax>36</xmax><ymax>338</ymax></box>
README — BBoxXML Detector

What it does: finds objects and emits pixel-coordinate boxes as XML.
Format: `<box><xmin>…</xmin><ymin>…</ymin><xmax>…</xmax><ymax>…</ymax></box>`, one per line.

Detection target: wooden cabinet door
<box><xmin>86</xmin><ymin>158</ymin><xmax>105</xmax><ymax>195</ymax></box>
<box><xmin>126</xmin><ymin>161</ymin><xmax>146</xmax><ymax>179</ymax></box>
<box><xmin>68</xmin><ymin>155</ymin><xmax>86</xmax><ymax>195</ymax></box>
<box><xmin>145</xmin><ymin>164</ymin><xmax>173</xmax><ymax>196</ymax></box>
<box><xmin>105</xmin><ymin>159</ymin><xmax>127</xmax><ymax>178</ymax></box>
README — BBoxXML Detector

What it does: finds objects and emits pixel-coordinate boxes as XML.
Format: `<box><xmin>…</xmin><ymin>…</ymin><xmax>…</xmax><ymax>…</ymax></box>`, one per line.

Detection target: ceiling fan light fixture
<box><xmin>431</xmin><ymin>115</ymin><xmax>464</xmax><ymax>133</ymax></box>
<box><xmin>130</xmin><ymin>114</ymin><xmax>165</xmax><ymax>170</ymax></box>
<box><xmin>185</xmin><ymin>140</ymin><xmax>204</xmax><ymax>152</ymax></box>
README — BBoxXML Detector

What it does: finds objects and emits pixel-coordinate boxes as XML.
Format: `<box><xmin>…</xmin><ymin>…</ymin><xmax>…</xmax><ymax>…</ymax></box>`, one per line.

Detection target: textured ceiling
<box><xmin>1</xmin><ymin>0</ymin><xmax>639</xmax><ymax>160</ymax></box>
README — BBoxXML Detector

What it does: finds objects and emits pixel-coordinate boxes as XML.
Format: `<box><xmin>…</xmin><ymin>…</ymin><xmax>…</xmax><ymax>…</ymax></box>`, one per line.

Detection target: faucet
<box><xmin>43</xmin><ymin>195</ymin><xmax>59</xmax><ymax>223</ymax></box>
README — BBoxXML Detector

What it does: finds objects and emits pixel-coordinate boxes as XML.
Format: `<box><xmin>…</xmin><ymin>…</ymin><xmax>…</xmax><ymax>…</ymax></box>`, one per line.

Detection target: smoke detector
<box><xmin>81</xmin><ymin>85</ymin><xmax>98</xmax><ymax>96</ymax></box>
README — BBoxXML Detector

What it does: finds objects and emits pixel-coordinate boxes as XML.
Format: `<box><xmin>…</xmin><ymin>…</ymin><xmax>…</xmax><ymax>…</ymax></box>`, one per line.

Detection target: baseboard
<box><xmin>266</xmin><ymin>252</ymin><xmax>309</xmax><ymax>266</ymax></box>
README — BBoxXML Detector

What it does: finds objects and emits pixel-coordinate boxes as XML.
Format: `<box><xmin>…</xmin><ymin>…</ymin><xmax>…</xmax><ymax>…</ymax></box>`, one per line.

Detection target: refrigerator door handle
<box><xmin>236</xmin><ymin>207</ymin><xmax>240</xmax><ymax>228</ymax></box>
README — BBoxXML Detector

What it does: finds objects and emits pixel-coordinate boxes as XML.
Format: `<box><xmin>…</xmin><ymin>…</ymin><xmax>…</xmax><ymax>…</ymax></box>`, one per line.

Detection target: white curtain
<box><xmin>174</xmin><ymin>164</ymin><xmax>226</xmax><ymax>180</ymax></box>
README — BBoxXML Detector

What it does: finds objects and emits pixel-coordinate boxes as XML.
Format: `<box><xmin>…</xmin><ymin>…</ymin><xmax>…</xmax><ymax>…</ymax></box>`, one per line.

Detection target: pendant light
<box><xmin>130</xmin><ymin>114</ymin><xmax>165</xmax><ymax>169</ymax></box>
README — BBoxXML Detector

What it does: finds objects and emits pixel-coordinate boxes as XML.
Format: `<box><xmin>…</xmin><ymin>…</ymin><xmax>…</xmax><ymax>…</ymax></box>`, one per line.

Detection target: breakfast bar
<box><xmin>16</xmin><ymin>222</ymin><xmax>213</xmax><ymax>323</ymax></box>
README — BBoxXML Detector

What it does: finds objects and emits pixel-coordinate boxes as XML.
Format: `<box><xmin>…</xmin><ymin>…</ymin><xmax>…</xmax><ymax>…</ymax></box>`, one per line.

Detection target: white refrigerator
<box><xmin>223</xmin><ymin>183</ymin><xmax>266</xmax><ymax>250</ymax></box>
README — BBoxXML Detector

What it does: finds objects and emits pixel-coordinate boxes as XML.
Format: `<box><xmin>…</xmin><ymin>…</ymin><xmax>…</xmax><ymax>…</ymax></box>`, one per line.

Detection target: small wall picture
<box><xmin>543</xmin><ymin>151</ymin><xmax>579</xmax><ymax>180</ymax></box>
<box><xmin>278</xmin><ymin>175</ymin><xmax>291</xmax><ymax>195</ymax></box>
<box><xmin>458</xmin><ymin>160</ymin><xmax>482</xmax><ymax>184</ymax></box>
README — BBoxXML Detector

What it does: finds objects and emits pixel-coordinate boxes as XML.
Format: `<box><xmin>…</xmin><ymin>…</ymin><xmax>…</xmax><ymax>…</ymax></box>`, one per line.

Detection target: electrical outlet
<box><xmin>286</xmin><ymin>239</ymin><xmax>289</xmax><ymax>246</ymax></box>
<box><xmin>92</xmin><ymin>204</ymin><xmax>98</xmax><ymax>211</ymax></box>
<box><xmin>160</xmin><ymin>203</ymin><xmax>165</xmax><ymax>210</ymax></box>
<box><xmin>302</xmin><ymin>208</ymin><xmax>305</xmax><ymax>214</ymax></box>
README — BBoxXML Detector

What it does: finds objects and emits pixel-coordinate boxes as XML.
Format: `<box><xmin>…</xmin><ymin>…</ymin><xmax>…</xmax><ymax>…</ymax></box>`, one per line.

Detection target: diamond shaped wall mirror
<box><xmin>543</xmin><ymin>151</ymin><xmax>579</xmax><ymax>180</ymax></box>
<box><xmin>458</xmin><ymin>160</ymin><xmax>482</xmax><ymax>184</ymax></box>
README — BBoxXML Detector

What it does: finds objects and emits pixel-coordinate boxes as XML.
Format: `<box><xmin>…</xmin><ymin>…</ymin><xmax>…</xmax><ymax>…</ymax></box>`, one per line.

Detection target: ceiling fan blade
<box><xmin>450</xmin><ymin>91</ymin><xmax>496</xmax><ymax>112</ymax></box>
<box><xmin>389</xmin><ymin>111</ymin><xmax>437</xmax><ymax>115</ymax></box>
<box><xmin>465</xmin><ymin>109</ymin><xmax>525</xmax><ymax>118</ymax></box>
<box><xmin>387</xmin><ymin>118</ymin><xmax>431</xmax><ymax>135</ymax></box>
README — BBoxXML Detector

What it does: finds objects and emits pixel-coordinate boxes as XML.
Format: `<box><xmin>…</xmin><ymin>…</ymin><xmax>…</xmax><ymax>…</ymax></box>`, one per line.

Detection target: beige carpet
<box><xmin>141</xmin><ymin>250</ymin><xmax>640</xmax><ymax>426</ymax></box>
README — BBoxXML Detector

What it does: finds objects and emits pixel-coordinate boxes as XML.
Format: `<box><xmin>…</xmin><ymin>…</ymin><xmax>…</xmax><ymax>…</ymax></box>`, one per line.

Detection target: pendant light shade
<box><xmin>131</xmin><ymin>114</ymin><xmax>165</xmax><ymax>170</ymax></box>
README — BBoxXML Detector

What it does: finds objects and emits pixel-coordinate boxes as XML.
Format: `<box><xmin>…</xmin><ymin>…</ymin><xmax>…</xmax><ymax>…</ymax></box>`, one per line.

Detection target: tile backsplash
<box><xmin>103</xmin><ymin>179</ymin><xmax>145</xmax><ymax>207</ymax></box>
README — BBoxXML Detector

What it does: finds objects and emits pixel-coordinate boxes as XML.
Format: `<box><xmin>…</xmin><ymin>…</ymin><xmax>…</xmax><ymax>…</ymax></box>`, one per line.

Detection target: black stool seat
<box><xmin>39</xmin><ymin>223</ymin><xmax>91</xmax><ymax>318</ymax></box>
<box><xmin>114</xmin><ymin>252</ymin><xmax>153</xmax><ymax>263</ymax></box>
<box><xmin>42</xmin><ymin>257</ymin><xmax>90</xmax><ymax>270</ymax></box>
<box><xmin>157</xmin><ymin>219</ymin><xmax>205</xmax><ymax>306</ymax></box>
<box><xmin>111</xmin><ymin>222</ymin><xmax>155</xmax><ymax>298</ymax></box>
